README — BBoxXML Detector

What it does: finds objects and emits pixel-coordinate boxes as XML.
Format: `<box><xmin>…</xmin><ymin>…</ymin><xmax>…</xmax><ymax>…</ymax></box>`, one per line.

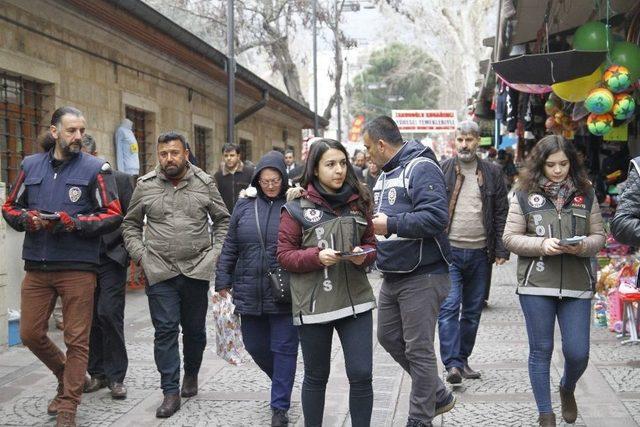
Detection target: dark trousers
<box><xmin>519</xmin><ymin>295</ymin><xmax>591</xmax><ymax>414</ymax></box>
<box><xmin>20</xmin><ymin>270</ymin><xmax>96</xmax><ymax>413</ymax></box>
<box><xmin>298</xmin><ymin>310</ymin><xmax>373</xmax><ymax>427</ymax></box>
<box><xmin>438</xmin><ymin>247</ymin><xmax>489</xmax><ymax>369</ymax></box>
<box><xmin>378</xmin><ymin>273</ymin><xmax>450</xmax><ymax>424</ymax></box>
<box><xmin>241</xmin><ymin>313</ymin><xmax>299</xmax><ymax>410</ymax></box>
<box><xmin>146</xmin><ymin>275</ymin><xmax>209</xmax><ymax>395</ymax></box>
<box><xmin>88</xmin><ymin>259</ymin><xmax>128</xmax><ymax>383</ymax></box>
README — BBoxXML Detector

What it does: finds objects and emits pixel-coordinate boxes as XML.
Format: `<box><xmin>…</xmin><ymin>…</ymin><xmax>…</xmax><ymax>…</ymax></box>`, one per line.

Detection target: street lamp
<box><xmin>313</xmin><ymin>0</ymin><xmax>318</xmax><ymax>136</ymax></box>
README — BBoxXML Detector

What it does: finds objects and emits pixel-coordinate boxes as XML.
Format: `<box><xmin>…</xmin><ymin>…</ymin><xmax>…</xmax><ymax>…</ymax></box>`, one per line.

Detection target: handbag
<box><xmin>254</xmin><ymin>201</ymin><xmax>291</xmax><ymax>304</ymax></box>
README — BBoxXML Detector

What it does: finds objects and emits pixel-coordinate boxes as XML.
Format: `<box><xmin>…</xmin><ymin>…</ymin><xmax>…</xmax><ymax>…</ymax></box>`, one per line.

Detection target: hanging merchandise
<box><xmin>609</xmin><ymin>41</ymin><xmax>640</xmax><ymax>82</ymax></box>
<box><xmin>587</xmin><ymin>112</ymin><xmax>614</xmax><ymax>136</ymax></box>
<box><xmin>612</xmin><ymin>93</ymin><xmax>636</xmax><ymax>120</ymax></box>
<box><xmin>585</xmin><ymin>87</ymin><xmax>615</xmax><ymax>114</ymax></box>
<box><xmin>603</xmin><ymin>65</ymin><xmax>633</xmax><ymax>93</ymax></box>
<box><xmin>573</xmin><ymin>21</ymin><xmax>614</xmax><ymax>51</ymax></box>
<box><xmin>552</xmin><ymin>66</ymin><xmax>603</xmax><ymax>102</ymax></box>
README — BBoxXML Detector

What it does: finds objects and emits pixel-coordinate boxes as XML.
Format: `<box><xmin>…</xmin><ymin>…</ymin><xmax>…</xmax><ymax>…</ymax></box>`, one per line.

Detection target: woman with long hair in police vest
<box><xmin>502</xmin><ymin>135</ymin><xmax>605</xmax><ymax>427</ymax></box>
<box><xmin>277</xmin><ymin>138</ymin><xmax>377</xmax><ymax>427</ymax></box>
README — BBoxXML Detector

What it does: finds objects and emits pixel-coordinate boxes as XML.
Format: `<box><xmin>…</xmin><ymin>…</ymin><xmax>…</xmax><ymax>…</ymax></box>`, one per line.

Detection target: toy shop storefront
<box><xmin>489</xmin><ymin>0</ymin><xmax>640</xmax><ymax>342</ymax></box>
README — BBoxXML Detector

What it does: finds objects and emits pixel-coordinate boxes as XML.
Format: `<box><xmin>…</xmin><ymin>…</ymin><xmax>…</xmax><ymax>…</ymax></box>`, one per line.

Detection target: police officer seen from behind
<box><xmin>122</xmin><ymin>131</ymin><xmax>229</xmax><ymax>418</ymax></box>
<box><xmin>2</xmin><ymin>106</ymin><xmax>123</xmax><ymax>427</ymax></box>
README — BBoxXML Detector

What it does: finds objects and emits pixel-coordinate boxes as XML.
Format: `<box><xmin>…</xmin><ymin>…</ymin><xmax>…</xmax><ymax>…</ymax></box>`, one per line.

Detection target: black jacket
<box><xmin>214</xmin><ymin>162</ymin><xmax>255</xmax><ymax>213</ymax></box>
<box><xmin>441</xmin><ymin>157</ymin><xmax>510</xmax><ymax>263</ymax></box>
<box><xmin>102</xmin><ymin>170</ymin><xmax>134</xmax><ymax>266</ymax></box>
<box><xmin>612</xmin><ymin>157</ymin><xmax>640</xmax><ymax>245</ymax></box>
<box><xmin>215</xmin><ymin>151</ymin><xmax>290</xmax><ymax>315</ymax></box>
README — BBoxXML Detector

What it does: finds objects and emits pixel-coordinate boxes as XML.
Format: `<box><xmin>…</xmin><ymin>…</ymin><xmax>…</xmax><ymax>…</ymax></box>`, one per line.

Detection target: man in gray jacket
<box><xmin>122</xmin><ymin>131</ymin><xmax>229</xmax><ymax>418</ymax></box>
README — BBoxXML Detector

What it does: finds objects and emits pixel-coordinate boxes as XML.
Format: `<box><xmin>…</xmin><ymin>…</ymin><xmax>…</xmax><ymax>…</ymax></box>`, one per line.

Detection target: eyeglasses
<box><xmin>258</xmin><ymin>178</ymin><xmax>282</xmax><ymax>187</ymax></box>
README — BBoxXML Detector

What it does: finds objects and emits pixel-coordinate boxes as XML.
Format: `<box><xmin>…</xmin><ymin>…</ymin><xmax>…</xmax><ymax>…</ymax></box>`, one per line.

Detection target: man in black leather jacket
<box><xmin>612</xmin><ymin>157</ymin><xmax>640</xmax><ymax>246</ymax></box>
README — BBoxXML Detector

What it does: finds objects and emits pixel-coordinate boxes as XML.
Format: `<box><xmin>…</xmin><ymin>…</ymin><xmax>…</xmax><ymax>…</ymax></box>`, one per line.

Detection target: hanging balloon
<box><xmin>612</xmin><ymin>93</ymin><xmax>636</xmax><ymax>120</ymax></box>
<box><xmin>610</xmin><ymin>42</ymin><xmax>640</xmax><ymax>82</ymax></box>
<box><xmin>587</xmin><ymin>113</ymin><xmax>614</xmax><ymax>135</ymax></box>
<box><xmin>545</xmin><ymin>99</ymin><xmax>561</xmax><ymax>115</ymax></box>
<box><xmin>603</xmin><ymin>65</ymin><xmax>632</xmax><ymax>93</ymax></box>
<box><xmin>552</xmin><ymin>66</ymin><xmax>603</xmax><ymax>102</ymax></box>
<box><xmin>572</xmin><ymin>21</ymin><xmax>614</xmax><ymax>51</ymax></box>
<box><xmin>585</xmin><ymin>88</ymin><xmax>615</xmax><ymax>114</ymax></box>
<box><xmin>545</xmin><ymin>116</ymin><xmax>557</xmax><ymax>130</ymax></box>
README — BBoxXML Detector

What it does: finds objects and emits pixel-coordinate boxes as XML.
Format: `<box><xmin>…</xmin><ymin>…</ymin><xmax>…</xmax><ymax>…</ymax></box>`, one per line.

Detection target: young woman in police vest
<box><xmin>277</xmin><ymin>138</ymin><xmax>377</xmax><ymax>427</ymax></box>
<box><xmin>502</xmin><ymin>135</ymin><xmax>605</xmax><ymax>427</ymax></box>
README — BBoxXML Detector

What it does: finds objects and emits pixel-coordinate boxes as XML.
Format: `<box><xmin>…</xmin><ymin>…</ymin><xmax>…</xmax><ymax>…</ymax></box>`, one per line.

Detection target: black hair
<box><xmin>284</xmin><ymin>149</ymin><xmax>294</xmax><ymax>156</ymax></box>
<box><xmin>362</xmin><ymin>115</ymin><xmax>403</xmax><ymax>146</ymax></box>
<box><xmin>38</xmin><ymin>131</ymin><xmax>56</xmax><ymax>151</ymax></box>
<box><xmin>81</xmin><ymin>134</ymin><xmax>97</xmax><ymax>154</ymax></box>
<box><xmin>300</xmin><ymin>138</ymin><xmax>372</xmax><ymax>214</ymax></box>
<box><xmin>518</xmin><ymin>135</ymin><xmax>591</xmax><ymax>194</ymax></box>
<box><xmin>222</xmin><ymin>143</ymin><xmax>239</xmax><ymax>154</ymax></box>
<box><xmin>157</xmin><ymin>131</ymin><xmax>187</xmax><ymax>150</ymax></box>
<box><xmin>50</xmin><ymin>106</ymin><xmax>83</xmax><ymax>128</ymax></box>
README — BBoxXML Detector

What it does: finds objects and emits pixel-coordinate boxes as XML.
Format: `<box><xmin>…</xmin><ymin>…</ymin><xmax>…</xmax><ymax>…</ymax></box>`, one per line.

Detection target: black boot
<box><xmin>181</xmin><ymin>374</ymin><xmax>198</xmax><ymax>397</ymax></box>
<box><xmin>271</xmin><ymin>408</ymin><xmax>289</xmax><ymax>426</ymax></box>
<box><xmin>155</xmin><ymin>394</ymin><xmax>181</xmax><ymax>418</ymax></box>
<box><xmin>537</xmin><ymin>412</ymin><xmax>556</xmax><ymax>426</ymax></box>
<box><xmin>559</xmin><ymin>386</ymin><xmax>577</xmax><ymax>423</ymax></box>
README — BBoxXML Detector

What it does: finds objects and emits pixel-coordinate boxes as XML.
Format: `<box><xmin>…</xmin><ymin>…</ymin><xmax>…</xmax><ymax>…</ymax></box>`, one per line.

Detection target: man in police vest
<box><xmin>363</xmin><ymin>116</ymin><xmax>454</xmax><ymax>427</ymax></box>
<box><xmin>2</xmin><ymin>106</ymin><xmax>122</xmax><ymax>427</ymax></box>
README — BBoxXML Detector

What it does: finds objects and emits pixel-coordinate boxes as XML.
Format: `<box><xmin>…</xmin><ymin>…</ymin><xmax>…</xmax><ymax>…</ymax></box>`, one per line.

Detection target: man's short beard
<box><xmin>458</xmin><ymin>151</ymin><xmax>477</xmax><ymax>162</ymax></box>
<box><xmin>164</xmin><ymin>163</ymin><xmax>186</xmax><ymax>177</ymax></box>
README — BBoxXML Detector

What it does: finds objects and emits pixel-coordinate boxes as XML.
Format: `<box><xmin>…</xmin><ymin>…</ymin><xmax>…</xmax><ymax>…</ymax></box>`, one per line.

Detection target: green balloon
<box><xmin>573</xmin><ymin>21</ymin><xmax>613</xmax><ymax>51</ymax></box>
<box><xmin>610</xmin><ymin>42</ymin><xmax>640</xmax><ymax>82</ymax></box>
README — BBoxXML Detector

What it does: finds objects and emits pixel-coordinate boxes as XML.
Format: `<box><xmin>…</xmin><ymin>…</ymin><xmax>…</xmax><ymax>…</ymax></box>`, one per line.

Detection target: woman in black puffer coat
<box><xmin>215</xmin><ymin>151</ymin><xmax>298</xmax><ymax>427</ymax></box>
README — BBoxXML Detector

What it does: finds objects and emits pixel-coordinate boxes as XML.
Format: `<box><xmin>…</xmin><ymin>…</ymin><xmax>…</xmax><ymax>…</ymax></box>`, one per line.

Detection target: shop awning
<box><xmin>492</xmin><ymin>50</ymin><xmax>607</xmax><ymax>85</ymax></box>
<box><xmin>510</xmin><ymin>0</ymin><xmax>637</xmax><ymax>45</ymax></box>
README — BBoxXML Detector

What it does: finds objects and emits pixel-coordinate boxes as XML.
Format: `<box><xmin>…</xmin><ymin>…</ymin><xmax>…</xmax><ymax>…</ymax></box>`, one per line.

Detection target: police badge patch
<box><xmin>68</xmin><ymin>186</ymin><xmax>82</xmax><ymax>203</ymax></box>
<box><xmin>303</xmin><ymin>208</ymin><xmax>323</xmax><ymax>223</ymax></box>
<box><xmin>527</xmin><ymin>194</ymin><xmax>545</xmax><ymax>208</ymax></box>
<box><xmin>388</xmin><ymin>188</ymin><xmax>397</xmax><ymax>205</ymax></box>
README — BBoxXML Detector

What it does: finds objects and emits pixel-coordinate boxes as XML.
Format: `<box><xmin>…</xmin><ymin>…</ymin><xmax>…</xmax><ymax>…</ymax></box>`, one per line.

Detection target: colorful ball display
<box><xmin>587</xmin><ymin>113</ymin><xmax>614</xmax><ymax>135</ymax></box>
<box><xmin>573</xmin><ymin>21</ymin><xmax>614</xmax><ymax>51</ymax></box>
<box><xmin>610</xmin><ymin>42</ymin><xmax>640</xmax><ymax>82</ymax></box>
<box><xmin>552</xmin><ymin>66</ymin><xmax>603</xmax><ymax>102</ymax></box>
<box><xmin>603</xmin><ymin>65</ymin><xmax>632</xmax><ymax>93</ymax></box>
<box><xmin>585</xmin><ymin>88</ymin><xmax>614</xmax><ymax>114</ymax></box>
<box><xmin>612</xmin><ymin>93</ymin><xmax>636</xmax><ymax>120</ymax></box>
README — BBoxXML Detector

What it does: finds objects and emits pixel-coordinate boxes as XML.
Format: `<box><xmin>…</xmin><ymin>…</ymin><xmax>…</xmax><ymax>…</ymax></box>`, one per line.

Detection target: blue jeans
<box><xmin>438</xmin><ymin>247</ymin><xmax>488</xmax><ymax>369</ymax></box>
<box><xmin>298</xmin><ymin>310</ymin><xmax>373</xmax><ymax>427</ymax></box>
<box><xmin>519</xmin><ymin>295</ymin><xmax>591</xmax><ymax>414</ymax></box>
<box><xmin>146</xmin><ymin>275</ymin><xmax>209</xmax><ymax>395</ymax></box>
<box><xmin>241</xmin><ymin>313</ymin><xmax>299</xmax><ymax>410</ymax></box>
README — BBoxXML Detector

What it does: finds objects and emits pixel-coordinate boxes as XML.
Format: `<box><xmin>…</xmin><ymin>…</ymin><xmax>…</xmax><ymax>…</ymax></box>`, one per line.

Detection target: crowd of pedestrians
<box><xmin>0</xmin><ymin>106</ymin><xmax>612</xmax><ymax>427</ymax></box>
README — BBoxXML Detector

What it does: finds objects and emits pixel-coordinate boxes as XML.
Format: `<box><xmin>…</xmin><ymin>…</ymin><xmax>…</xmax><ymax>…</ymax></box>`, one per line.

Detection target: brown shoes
<box><xmin>109</xmin><ymin>382</ymin><xmax>127</xmax><ymax>400</ymax></box>
<box><xmin>537</xmin><ymin>412</ymin><xmax>556</xmax><ymax>426</ymax></box>
<box><xmin>83</xmin><ymin>374</ymin><xmax>107</xmax><ymax>393</ymax></box>
<box><xmin>181</xmin><ymin>374</ymin><xmax>198</xmax><ymax>398</ymax></box>
<box><xmin>156</xmin><ymin>394</ymin><xmax>181</xmax><ymax>418</ymax></box>
<box><xmin>445</xmin><ymin>367</ymin><xmax>463</xmax><ymax>384</ymax></box>
<box><xmin>461</xmin><ymin>362</ymin><xmax>481</xmax><ymax>379</ymax></box>
<box><xmin>56</xmin><ymin>411</ymin><xmax>76</xmax><ymax>427</ymax></box>
<box><xmin>47</xmin><ymin>382</ymin><xmax>64</xmax><ymax>416</ymax></box>
<box><xmin>559</xmin><ymin>386</ymin><xmax>578</xmax><ymax>423</ymax></box>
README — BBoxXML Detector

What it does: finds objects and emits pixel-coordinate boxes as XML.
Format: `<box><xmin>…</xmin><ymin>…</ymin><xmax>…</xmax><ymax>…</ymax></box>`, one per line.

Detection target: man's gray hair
<box><xmin>81</xmin><ymin>134</ymin><xmax>97</xmax><ymax>154</ymax></box>
<box><xmin>457</xmin><ymin>120</ymin><xmax>480</xmax><ymax>137</ymax></box>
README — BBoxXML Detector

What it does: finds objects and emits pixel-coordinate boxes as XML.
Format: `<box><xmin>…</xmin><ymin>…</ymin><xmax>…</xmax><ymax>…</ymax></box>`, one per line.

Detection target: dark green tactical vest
<box><xmin>515</xmin><ymin>189</ymin><xmax>595</xmax><ymax>299</ymax></box>
<box><xmin>283</xmin><ymin>198</ymin><xmax>376</xmax><ymax>325</ymax></box>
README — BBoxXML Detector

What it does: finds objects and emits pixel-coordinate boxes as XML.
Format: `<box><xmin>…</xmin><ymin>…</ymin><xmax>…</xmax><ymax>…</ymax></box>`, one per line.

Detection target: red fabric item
<box><xmin>23</xmin><ymin>210</ymin><xmax>41</xmax><ymax>232</ymax></box>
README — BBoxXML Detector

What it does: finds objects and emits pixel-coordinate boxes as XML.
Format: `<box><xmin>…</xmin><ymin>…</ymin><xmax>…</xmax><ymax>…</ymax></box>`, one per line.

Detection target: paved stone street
<box><xmin>0</xmin><ymin>259</ymin><xmax>639</xmax><ymax>426</ymax></box>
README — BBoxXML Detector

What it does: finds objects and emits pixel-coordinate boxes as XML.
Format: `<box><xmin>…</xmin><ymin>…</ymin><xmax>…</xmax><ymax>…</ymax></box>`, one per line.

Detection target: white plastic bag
<box><xmin>211</xmin><ymin>292</ymin><xmax>249</xmax><ymax>365</ymax></box>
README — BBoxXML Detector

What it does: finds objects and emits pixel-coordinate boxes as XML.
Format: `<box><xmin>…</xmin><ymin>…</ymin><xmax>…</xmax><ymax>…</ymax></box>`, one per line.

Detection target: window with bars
<box><xmin>125</xmin><ymin>106</ymin><xmax>149</xmax><ymax>174</ymax></box>
<box><xmin>239</xmin><ymin>138</ymin><xmax>253</xmax><ymax>164</ymax></box>
<box><xmin>193</xmin><ymin>125</ymin><xmax>209</xmax><ymax>171</ymax></box>
<box><xmin>0</xmin><ymin>73</ymin><xmax>46</xmax><ymax>186</ymax></box>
